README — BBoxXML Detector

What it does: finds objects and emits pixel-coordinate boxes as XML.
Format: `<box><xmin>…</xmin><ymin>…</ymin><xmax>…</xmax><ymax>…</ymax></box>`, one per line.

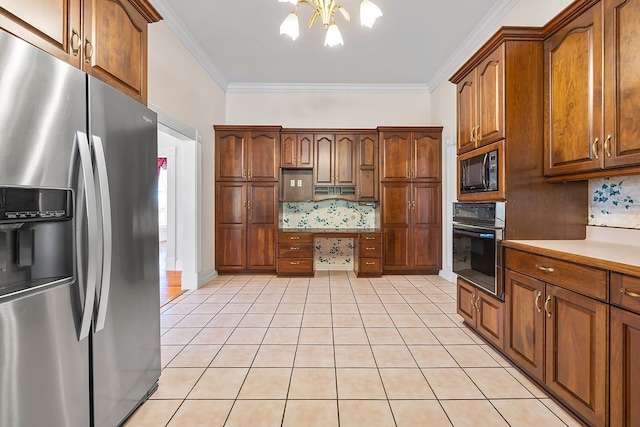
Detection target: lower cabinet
<box><xmin>215</xmin><ymin>182</ymin><xmax>278</xmax><ymax>272</ymax></box>
<box><xmin>504</xmin><ymin>256</ymin><xmax>608</xmax><ymax>427</ymax></box>
<box><xmin>457</xmin><ymin>278</ymin><xmax>504</xmax><ymax>349</ymax></box>
<box><xmin>277</xmin><ymin>232</ymin><xmax>314</xmax><ymax>276</ymax></box>
<box><xmin>610</xmin><ymin>272</ymin><xmax>640</xmax><ymax>427</ymax></box>
<box><xmin>354</xmin><ymin>232</ymin><xmax>383</xmax><ymax>277</ymax></box>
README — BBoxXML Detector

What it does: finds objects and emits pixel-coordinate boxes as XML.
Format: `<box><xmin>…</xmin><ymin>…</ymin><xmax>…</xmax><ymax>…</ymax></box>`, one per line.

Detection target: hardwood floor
<box><xmin>159</xmin><ymin>243</ymin><xmax>184</xmax><ymax>306</ymax></box>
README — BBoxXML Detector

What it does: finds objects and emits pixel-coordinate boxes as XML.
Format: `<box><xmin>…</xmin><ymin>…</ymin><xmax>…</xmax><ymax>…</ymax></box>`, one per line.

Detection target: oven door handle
<box><xmin>453</xmin><ymin>222</ymin><xmax>497</xmax><ymax>233</ymax></box>
<box><xmin>454</xmin><ymin>229</ymin><xmax>495</xmax><ymax>239</ymax></box>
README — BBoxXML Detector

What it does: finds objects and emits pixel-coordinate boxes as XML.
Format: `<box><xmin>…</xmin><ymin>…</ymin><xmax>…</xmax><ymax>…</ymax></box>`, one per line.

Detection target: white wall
<box><xmin>430</xmin><ymin>0</ymin><xmax>575</xmax><ymax>280</ymax></box>
<box><xmin>147</xmin><ymin>21</ymin><xmax>226</xmax><ymax>285</ymax></box>
<box><xmin>226</xmin><ymin>92</ymin><xmax>431</xmax><ymax>128</ymax></box>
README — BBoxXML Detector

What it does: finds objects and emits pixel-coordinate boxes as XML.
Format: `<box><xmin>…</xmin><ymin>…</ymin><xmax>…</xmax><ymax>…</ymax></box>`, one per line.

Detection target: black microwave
<box><xmin>459</xmin><ymin>149</ymin><xmax>498</xmax><ymax>194</ymax></box>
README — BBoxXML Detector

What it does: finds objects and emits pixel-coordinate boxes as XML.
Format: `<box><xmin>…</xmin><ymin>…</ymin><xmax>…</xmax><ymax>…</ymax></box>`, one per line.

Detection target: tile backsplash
<box><xmin>589</xmin><ymin>175</ymin><xmax>640</xmax><ymax>229</ymax></box>
<box><xmin>281</xmin><ymin>200</ymin><xmax>377</xmax><ymax>268</ymax></box>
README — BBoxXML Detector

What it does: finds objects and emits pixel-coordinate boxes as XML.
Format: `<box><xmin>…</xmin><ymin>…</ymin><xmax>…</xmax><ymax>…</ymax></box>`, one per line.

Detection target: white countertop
<box><xmin>503</xmin><ymin>226</ymin><xmax>640</xmax><ymax>276</ymax></box>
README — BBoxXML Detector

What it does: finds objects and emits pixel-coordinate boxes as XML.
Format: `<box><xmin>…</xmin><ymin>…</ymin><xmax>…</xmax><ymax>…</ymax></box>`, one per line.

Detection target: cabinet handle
<box><xmin>476</xmin><ymin>296</ymin><xmax>481</xmax><ymax>313</ymax></box>
<box><xmin>471</xmin><ymin>295</ymin><xmax>478</xmax><ymax>311</ymax></box>
<box><xmin>604</xmin><ymin>135</ymin><xmax>612</xmax><ymax>158</ymax></box>
<box><xmin>535</xmin><ymin>291</ymin><xmax>542</xmax><ymax>313</ymax></box>
<box><xmin>535</xmin><ymin>264</ymin><xmax>554</xmax><ymax>273</ymax></box>
<box><xmin>70</xmin><ymin>28</ymin><xmax>80</xmax><ymax>56</ymax></box>
<box><xmin>592</xmin><ymin>137</ymin><xmax>600</xmax><ymax>160</ymax></box>
<box><xmin>474</xmin><ymin>125</ymin><xmax>480</xmax><ymax>143</ymax></box>
<box><xmin>366</xmin><ymin>247</ymin><xmax>375</xmax><ymax>250</ymax></box>
<box><xmin>290</xmin><ymin>236</ymin><xmax>300</xmax><ymax>240</ymax></box>
<box><xmin>242</xmin><ymin>170</ymin><xmax>246</xmax><ymax>177</ymax></box>
<box><xmin>621</xmin><ymin>288</ymin><xmax>640</xmax><ymax>299</ymax></box>
<box><xmin>364</xmin><ymin>237</ymin><xmax>375</xmax><ymax>240</ymax></box>
<box><xmin>544</xmin><ymin>295</ymin><xmax>552</xmax><ymax>318</ymax></box>
<box><xmin>290</xmin><ymin>261</ymin><xmax>301</xmax><ymax>265</ymax></box>
<box><xmin>290</xmin><ymin>246</ymin><xmax>300</xmax><ymax>250</ymax></box>
<box><xmin>470</xmin><ymin>127</ymin><xmax>475</xmax><ymax>143</ymax></box>
<box><xmin>242</xmin><ymin>201</ymin><xmax>246</xmax><ymax>208</ymax></box>
<box><xmin>365</xmin><ymin>261</ymin><xmax>376</xmax><ymax>265</ymax></box>
<box><xmin>247</xmin><ymin>200</ymin><xmax>251</xmax><ymax>209</ymax></box>
<box><xmin>248</xmin><ymin>170</ymin><xmax>252</xmax><ymax>179</ymax></box>
<box><xmin>84</xmin><ymin>38</ymin><xmax>93</xmax><ymax>63</ymax></box>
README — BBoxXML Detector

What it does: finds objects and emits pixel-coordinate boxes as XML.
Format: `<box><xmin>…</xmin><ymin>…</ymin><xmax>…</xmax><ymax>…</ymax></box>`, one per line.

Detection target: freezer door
<box><xmin>88</xmin><ymin>77</ymin><xmax>161</xmax><ymax>427</ymax></box>
<box><xmin>0</xmin><ymin>30</ymin><xmax>90</xmax><ymax>427</ymax></box>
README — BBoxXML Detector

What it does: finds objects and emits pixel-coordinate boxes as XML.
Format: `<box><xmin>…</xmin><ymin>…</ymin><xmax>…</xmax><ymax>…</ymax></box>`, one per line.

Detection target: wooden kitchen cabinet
<box><xmin>379</xmin><ymin>128</ymin><xmax>442</xmax><ymax>182</ymax></box>
<box><xmin>215</xmin><ymin>182</ymin><xmax>278</xmax><ymax>272</ymax></box>
<box><xmin>356</xmin><ymin>133</ymin><xmax>378</xmax><ymax>201</ymax></box>
<box><xmin>0</xmin><ymin>0</ymin><xmax>161</xmax><ymax>104</ymax></box>
<box><xmin>215</xmin><ymin>126</ymin><xmax>281</xmax><ymax>274</ymax></box>
<box><xmin>281</xmin><ymin>132</ymin><xmax>313</xmax><ymax>168</ymax></box>
<box><xmin>277</xmin><ymin>232</ymin><xmax>314</xmax><ymax>276</ymax></box>
<box><xmin>544</xmin><ymin>0</ymin><xmax>640</xmax><ymax>180</ymax></box>
<box><xmin>354</xmin><ymin>232</ymin><xmax>383</xmax><ymax>277</ymax></box>
<box><xmin>610</xmin><ymin>305</ymin><xmax>640</xmax><ymax>427</ymax></box>
<box><xmin>504</xmin><ymin>249</ymin><xmax>608</xmax><ymax>427</ymax></box>
<box><xmin>381</xmin><ymin>182</ymin><xmax>441</xmax><ymax>274</ymax></box>
<box><xmin>457</xmin><ymin>277</ymin><xmax>504</xmax><ymax>349</ymax></box>
<box><xmin>454</xmin><ymin>44</ymin><xmax>505</xmax><ymax>154</ymax></box>
<box><xmin>215</xmin><ymin>126</ymin><xmax>281</xmax><ymax>182</ymax></box>
<box><xmin>314</xmin><ymin>133</ymin><xmax>356</xmax><ymax>199</ymax></box>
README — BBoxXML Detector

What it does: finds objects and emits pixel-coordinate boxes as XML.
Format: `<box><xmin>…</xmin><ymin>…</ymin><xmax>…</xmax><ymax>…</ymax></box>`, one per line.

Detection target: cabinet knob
<box><xmin>592</xmin><ymin>138</ymin><xmax>600</xmax><ymax>160</ymax></box>
<box><xmin>70</xmin><ymin>28</ymin><xmax>80</xmax><ymax>56</ymax></box>
<box><xmin>604</xmin><ymin>135</ymin><xmax>612</xmax><ymax>158</ymax></box>
<box><xmin>84</xmin><ymin>38</ymin><xmax>93</xmax><ymax>63</ymax></box>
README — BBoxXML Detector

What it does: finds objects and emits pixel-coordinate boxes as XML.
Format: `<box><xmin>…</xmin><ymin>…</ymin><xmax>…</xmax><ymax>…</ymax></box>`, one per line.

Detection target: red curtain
<box><xmin>158</xmin><ymin>157</ymin><xmax>167</xmax><ymax>174</ymax></box>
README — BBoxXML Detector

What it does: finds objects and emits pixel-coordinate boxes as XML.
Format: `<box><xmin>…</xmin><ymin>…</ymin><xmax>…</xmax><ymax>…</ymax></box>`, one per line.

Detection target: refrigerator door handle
<box><xmin>91</xmin><ymin>134</ymin><xmax>112</xmax><ymax>332</ymax></box>
<box><xmin>76</xmin><ymin>131</ymin><xmax>99</xmax><ymax>341</ymax></box>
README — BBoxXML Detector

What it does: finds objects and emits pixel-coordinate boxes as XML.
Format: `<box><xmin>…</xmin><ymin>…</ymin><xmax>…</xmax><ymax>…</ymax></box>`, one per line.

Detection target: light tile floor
<box><xmin>125</xmin><ymin>272</ymin><xmax>583</xmax><ymax>427</ymax></box>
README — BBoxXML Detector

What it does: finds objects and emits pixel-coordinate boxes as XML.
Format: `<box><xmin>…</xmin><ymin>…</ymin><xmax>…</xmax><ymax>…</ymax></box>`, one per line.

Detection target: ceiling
<box><xmin>148</xmin><ymin>0</ymin><xmax>518</xmax><ymax>92</ymax></box>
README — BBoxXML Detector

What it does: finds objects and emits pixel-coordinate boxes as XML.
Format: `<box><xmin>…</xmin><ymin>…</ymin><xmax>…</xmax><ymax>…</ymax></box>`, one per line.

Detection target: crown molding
<box><xmin>427</xmin><ymin>0</ymin><xmax>520</xmax><ymax>92</ymax></box>
<box><xmin>226</xmin><ymin>83</ymin><xmax>431</xmax><ymax>94</ymax></box>
<box><xmin>149</xmin><ymin>0</ymin><xmax>228</xmax><ymax>91</ymax></box>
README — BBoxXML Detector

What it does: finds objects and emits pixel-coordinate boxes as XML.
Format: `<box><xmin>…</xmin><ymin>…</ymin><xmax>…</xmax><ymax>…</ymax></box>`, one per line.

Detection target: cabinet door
<box><xmin>84</xmin><ymin>0</ymin><xmax>150</xmax><ymax>104</ymax></box>
<box><xmin>0</xmin><ymin>0</ymin><xmax>81</xmax><ymax>67</ymax></box>
<box><xmin>603</xmin><ymin>0</ymin><xmax>640</xmax><ymax>168</ymax></box>
<box><xmin>544</xmin><ymin>284</ymin><xmax>607</xmax><ymax>427</ymax></box>
<box><xmin>380</xmin><ymin>132</ymin><xmax>411</xmax><ymax>181</ymax></box>
<box><xmin>457</xmin><ymin>278</ymin><xmax>477</xmax><ymax>325</ymax></box>
<box><xmin>412</xmin><ymin>184</ymin><xmax>441</xmax><ymax>270</ymax></box>
<box><xmin>381</xmin><ymin>183</ymin><xmax>411</xmax><ymax>271</ymax></box>
<box><xmin>610</xmin><ymin>307</ymin><xmax>640</xmax><ymax>427</ymax></box>
<box><xmin>382</xmin><ymin>227</ymin><xmax>411</xmax><ymax>271</ymax></box>
<box><xmin>413</xmin><ymin>131</ymin><xmax>441</xmax><ymax>181</ymax></box>
<box><xmin>412</xmin><ymin>228</ymin><xmax>440</xmax><ymax>271</ymax></box>
<box><xmin>247</xmin><ymin>183</ymin><xmax>277</xmax><ymax>270</ymax></box>
<box><xmin>544</xmin><ymin>3</ymin><xmax>604</xmax><ymax>176</ymax></box>
<box><xmin>248</xmin><ymin>130</ymin><xmax>279</xmax><ymax>181</ymax></box>
<box><xmin>504</xmin><ymin>270</ymin><xmax>545</xmax><ymax>381</ymax></box>
<box><xmin>215</xmin><ymin>182</ymin><xmax>246</xmax><ymax>270</ymax></box>
<box><xmin>412</xmin><ymin>184</ymin><xmax>440</xmax><ymax>227</ymax></box>
<box><xmin>216</xmin><ymin>130</ymin><xmax>246</xmax><ymax>181</ymax></box>
<box><xmin>335</xmin><ymin>134</ymin><xmax>356</xmax><ymax>185</ymax></box>
<box><xmin>357</xmin><ymin>133</ymin><xmax>378</xmax><ymax>201</ymax></box>
<box><xmin>456</xmin><ymin>73</ymin><xmax>477</xmax><ymax>154</ymax></box>
<box><xmin>314</xmin><ymin>134</ymin><xmax>334</xmax><ymax>185</ymax></box>
<box><xmin>281</xmin><ymin>133</ymin><xmax>297</xmax><ymax>168</ymax></box>
<box><xmin>476</xmin><ymin>291</ymin><xmax>505</xmax><ymax>350</ymax></box>
<box><xmin>297</xmin><ymin>133</ymin><xmax>314</xmax><ymax>168</ymax></box>
<box><xmin>477</xmin><ymin>45</ymin><xmax>504</xmax><ymax>147</ymax></box>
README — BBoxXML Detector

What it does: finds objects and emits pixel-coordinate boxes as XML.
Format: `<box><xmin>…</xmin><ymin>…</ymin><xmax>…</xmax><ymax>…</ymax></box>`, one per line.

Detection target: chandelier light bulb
<box><xmin>278</xmin><ymin>0</ymin><xmax>298</xmax><ymax>4</ymax></box>
<box><xmin>360</xmin><ymin>0</ymin><xmax>382</xmax><ymax>28</ymax></box>
<box><xmin>280</xmin><ymin>11</ymin><xmax>300</xmax><ymax>40</ymax></box>
<box><xmin>324</xmin><ymin>22</ymin><xmax>344</xmax><ymax>47</ymax></box>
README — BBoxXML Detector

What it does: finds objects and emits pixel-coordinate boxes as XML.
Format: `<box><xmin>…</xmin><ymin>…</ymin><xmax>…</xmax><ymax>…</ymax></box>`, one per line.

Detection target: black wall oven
<box><xmin>452</xmin><ymin>202</ymin><xmax>505</xmax><ymax>299</ymax></box>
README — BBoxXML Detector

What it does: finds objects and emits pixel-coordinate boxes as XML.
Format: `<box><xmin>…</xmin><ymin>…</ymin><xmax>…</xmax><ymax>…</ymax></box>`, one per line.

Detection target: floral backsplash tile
<box><xmin>589</xmin><ymin>175</ymin><xmax>639</xmax><ymax>229</ymax></box>
<box><xmin>281</xmin><ymin>200</ymin><xmax>377</xmax><ymax>266</ymax></box>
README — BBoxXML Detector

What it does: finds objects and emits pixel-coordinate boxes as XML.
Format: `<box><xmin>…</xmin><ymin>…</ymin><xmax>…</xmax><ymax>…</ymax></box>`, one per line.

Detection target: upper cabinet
<box><xmin>379</xmin><ymin>128</ymin><xmax>442</xmax><ymax>182</ymax></box>
<box><xmin>455</xmin><ymin>45</ymin><xmax>505</xmax><ymax>154</ymax></box>
<box><xmin>313</xmin><ymin>133</ymin><xmax>357</xmax><ymax>200</ymax></box>
<box><xmin>281</xmin><ymin>132</ymin><xmax>313</xmax><ymax>168</ymax></box>
<box><xmin>544</xmin><ymin>0</ymin><xmax>640</xmax><ymax>180</ymax></box>
<box><xmin>215</xmin><ymin>126</ymin><xmax>281</xmax><ymax>182</ymax></box>
<box><xmin>0</xmin><ymin>0</ymin><xmax>161</xmax><ymax>104</ymax></box>
<box><xmin>357</xmin><ymin>132</ymin><xmax>379</xmax><ymax>201</ymax></box>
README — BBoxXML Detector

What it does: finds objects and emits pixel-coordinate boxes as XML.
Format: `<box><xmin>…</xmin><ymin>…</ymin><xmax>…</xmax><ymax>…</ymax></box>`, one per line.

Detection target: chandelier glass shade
<box><xmin>278</xmin><ymin>0</ymin><xmax>382</xmax><ymax>47</ymax></box>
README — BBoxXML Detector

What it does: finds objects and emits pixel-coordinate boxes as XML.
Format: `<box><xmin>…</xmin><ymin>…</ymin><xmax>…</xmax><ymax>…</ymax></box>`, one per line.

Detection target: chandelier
<box><xmin>278</xmin><ymin>0</ymin><xmax>383</xmax><ymax>47</ymax></box>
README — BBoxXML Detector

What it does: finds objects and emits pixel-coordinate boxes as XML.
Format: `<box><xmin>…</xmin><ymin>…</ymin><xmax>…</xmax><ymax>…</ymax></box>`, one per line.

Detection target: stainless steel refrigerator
<box><xmin>0</xmin><ymin>29</ymin><xmax>161</xmax><ymax>427</ymax></box>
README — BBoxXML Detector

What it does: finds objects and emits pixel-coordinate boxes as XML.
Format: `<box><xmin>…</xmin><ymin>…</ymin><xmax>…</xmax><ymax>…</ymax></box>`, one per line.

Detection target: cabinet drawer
<box><xmin>358</xmin><ymin>258</ymin><xmax>383</xmax><ymax>274</ymax></box>
<box><xmin>279</xmin><ymin>232</ymin><xmax>313</xmax><ymax>243</ymax></box>
<box><xmin>278</xmin><ymin>243</ymin><xmax>314</xmax><ymax>258</ymax></box>
<box><xmin>505</xmin><ymin>248</ymin><xmax>607</xmax><ymax>301</ymax></box>
<box><xmin>611</xmin><ymin>273</ymin><xmax>640</xmax><ymax>315</ymax></box>
<box><xmin>359</xmin><ymin>233</ymin><xmax>382</xmax><ymax>243</ymax></box>
<box><xmin>358</xmin><ymin>243</ymin><xmax>382</xmax><ymax>257</ymax></box>
<box><xmin>277</xmin><ymin>258</ymin><xmax>314</xmax><ymax>275</ymax></box>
